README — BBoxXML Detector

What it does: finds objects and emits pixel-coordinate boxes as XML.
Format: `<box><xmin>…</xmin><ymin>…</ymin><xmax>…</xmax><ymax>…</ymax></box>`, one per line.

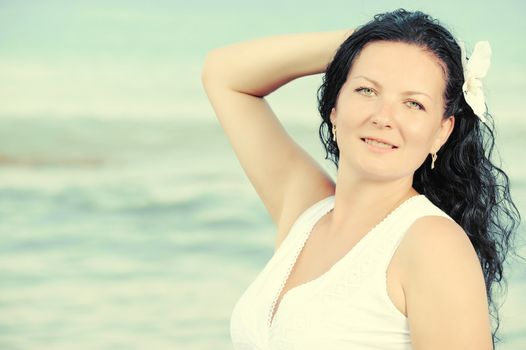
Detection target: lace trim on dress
<box><xmin>267</xmin><ymin>198</ymin><xmax>335</xmax><ymax>328</ymax></box>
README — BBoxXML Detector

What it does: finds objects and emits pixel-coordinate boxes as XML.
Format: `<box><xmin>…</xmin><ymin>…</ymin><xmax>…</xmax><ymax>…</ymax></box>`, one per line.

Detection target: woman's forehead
<box><xmin>348</xmin><ymin>41</ymin><xmax>446</xmax><ymax>98</ymax></box>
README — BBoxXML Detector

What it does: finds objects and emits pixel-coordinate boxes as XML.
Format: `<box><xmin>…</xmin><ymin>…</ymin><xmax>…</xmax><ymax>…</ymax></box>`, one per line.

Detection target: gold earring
<box><xmin>332</xmin><ymin>124</ymin><xmax>337</xmax><ymax>142</ymax></box>
<box><xmin>431</xmin><ymin>152</ymin><xmax>437</xmax><ymax>170</ymax></box>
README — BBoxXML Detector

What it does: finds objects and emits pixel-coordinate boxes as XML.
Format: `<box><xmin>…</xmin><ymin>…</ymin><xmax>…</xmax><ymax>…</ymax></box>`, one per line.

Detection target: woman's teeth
<box><xmin>364</xmin><ymin>138</ymin><xmax>394</xmax><ymax>149</ymax></box>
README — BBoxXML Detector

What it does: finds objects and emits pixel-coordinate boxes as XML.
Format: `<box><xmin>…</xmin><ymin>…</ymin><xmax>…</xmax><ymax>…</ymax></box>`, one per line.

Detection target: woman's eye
<box><xmin>407</xmin><ymin>100</ymin><xmax>425</xmax><ymax>110</ymax></box>
<box><xmin>355</xmin><ymin>87</ymin><xmax>375</xmax><ymax>96</ymax></box>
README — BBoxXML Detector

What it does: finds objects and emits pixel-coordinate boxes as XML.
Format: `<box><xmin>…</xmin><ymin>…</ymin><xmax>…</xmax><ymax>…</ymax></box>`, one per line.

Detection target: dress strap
<box><xmin>274</xmin><ymin>195</ymin><xmax>335</xmax><ymax>254</ymax></box>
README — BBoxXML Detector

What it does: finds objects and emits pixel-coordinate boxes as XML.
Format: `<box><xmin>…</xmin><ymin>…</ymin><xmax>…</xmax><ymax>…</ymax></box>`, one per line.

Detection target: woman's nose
<box><xmin>371</xmin><ymin>100</ymin><xmax>395</xmax><ymax>128</ymax></box>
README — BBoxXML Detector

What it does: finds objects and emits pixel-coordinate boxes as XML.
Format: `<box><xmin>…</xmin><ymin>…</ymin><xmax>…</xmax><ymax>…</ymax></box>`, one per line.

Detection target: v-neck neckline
<box><xmin>267</xmin><ymin>194</ymin><xmax>425</xmax><ymax>330</ymax></box>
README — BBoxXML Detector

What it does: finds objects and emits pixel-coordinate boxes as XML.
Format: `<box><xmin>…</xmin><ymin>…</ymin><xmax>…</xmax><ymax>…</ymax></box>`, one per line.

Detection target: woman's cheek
<box><xmin>406</xmin><ymin>122</ymin><xmax>430</xmax><ymax>143</ymax></box>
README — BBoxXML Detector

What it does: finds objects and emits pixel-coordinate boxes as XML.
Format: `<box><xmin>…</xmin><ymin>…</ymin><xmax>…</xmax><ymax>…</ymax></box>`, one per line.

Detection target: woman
<box><xmin>201</xmin><ymin>8</ymin><xmax>521</xmax><ymax>350</ymax></box>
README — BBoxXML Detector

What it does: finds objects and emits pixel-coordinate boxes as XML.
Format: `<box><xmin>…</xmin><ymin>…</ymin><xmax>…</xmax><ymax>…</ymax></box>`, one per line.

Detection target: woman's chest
<box><xmin>277</xmin><ymin>224</ymin><xmax>408</xmax><ymax>320</ymax></box>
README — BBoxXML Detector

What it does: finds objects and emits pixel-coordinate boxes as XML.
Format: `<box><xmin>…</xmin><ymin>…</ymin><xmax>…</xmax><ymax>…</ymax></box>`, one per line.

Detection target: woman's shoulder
<box><xmin>399</xmin><ymin>213</ymin><xmax>477</xmax><ymax>284</ymax></box>
<box><xmin>402</xmin><ymin>205</ymin><xmax>469</xmax><ymax>256</ymax></box>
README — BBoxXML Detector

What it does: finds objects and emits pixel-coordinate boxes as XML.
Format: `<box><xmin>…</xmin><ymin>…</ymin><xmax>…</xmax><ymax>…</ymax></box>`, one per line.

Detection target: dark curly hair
<box><xmin>317</xmin><ymin>8</ymin><xmax>523</xmax><ymax>348</ymax></box>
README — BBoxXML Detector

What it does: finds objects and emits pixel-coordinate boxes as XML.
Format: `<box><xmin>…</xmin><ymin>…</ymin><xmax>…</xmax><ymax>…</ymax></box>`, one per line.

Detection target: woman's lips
<box><xmin>361</xmin><ymin>137</ymin><xmax>398</xmax><ymax>152</ymax></box>
<box><xmin>361</xmin><ymin>137</ymin><xmax>398</xmax><ymax>148</ymax></box>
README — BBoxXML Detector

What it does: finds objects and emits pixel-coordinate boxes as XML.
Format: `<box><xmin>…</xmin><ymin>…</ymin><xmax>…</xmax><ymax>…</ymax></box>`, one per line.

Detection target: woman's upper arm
<box><xmin>403</xmin><ymin>216</ymin><xmax>493</xmax><ymax>350</ymax></box>
<box><xmin>202</xmin><ymin>60</ymin><xmax>334</xmax><ymax>228</ymax></box>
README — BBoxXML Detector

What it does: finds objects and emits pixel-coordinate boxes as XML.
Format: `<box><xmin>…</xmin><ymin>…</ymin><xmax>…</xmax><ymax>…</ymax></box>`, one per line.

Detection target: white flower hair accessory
<box><xmin>457</xmin><ymin>39</ymin><xmax>492</xmax><ymax>124</ymax></box>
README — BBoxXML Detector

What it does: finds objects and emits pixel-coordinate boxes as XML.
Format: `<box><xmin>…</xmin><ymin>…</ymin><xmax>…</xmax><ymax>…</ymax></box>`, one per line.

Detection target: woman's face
<box><xmin>330</xmin><ymin>40</ymin><xmax>455</xmax><ymax>181</ymax></box>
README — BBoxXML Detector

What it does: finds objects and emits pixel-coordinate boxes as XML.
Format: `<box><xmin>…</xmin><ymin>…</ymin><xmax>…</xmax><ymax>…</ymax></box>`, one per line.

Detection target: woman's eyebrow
<box><xmin>351</xmin><ymin>75</ymin><xmax>434</xmax><ymax>101</ymax></box>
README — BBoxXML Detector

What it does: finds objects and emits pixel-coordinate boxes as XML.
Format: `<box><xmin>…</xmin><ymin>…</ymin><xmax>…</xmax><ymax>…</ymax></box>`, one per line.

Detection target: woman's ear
<box><xmin>330</xmin><ymin>108</ymin><xmax>337</xmax><ymax>125</ymax></box>
<box><xmin>433</xmin><ymin>115</ymin><xmax>455</xmax><ymax>152</ymax></box>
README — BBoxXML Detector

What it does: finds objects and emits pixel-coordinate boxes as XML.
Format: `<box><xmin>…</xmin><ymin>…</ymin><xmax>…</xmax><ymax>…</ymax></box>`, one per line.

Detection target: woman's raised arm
<box><xmin>201</xmin><ymin>29</ymin><xmax>352</xmax><ymax>246</ymax></box>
